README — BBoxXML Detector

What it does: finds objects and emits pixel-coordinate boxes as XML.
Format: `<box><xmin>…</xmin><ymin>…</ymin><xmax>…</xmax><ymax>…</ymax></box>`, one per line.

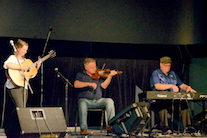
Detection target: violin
<box><xmin>91</xmin><ymin>68</ymin><xmax>123</xmax><ymax>80</ymax></box>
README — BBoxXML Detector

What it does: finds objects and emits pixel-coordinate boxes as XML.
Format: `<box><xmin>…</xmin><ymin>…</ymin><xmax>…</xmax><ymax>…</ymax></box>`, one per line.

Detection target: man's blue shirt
<box><xmin>75</xmin><ymin>70</ymin><xmax>104</xmax><ymax>100</ymax></box>
<box><xmin>150</xmin><ymin>68</ymin><xmax>183</xmax><ymax>92</ymax></box>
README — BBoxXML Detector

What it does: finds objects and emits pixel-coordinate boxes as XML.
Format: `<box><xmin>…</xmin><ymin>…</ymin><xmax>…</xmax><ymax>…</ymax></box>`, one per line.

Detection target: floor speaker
<box><xmin>109</xmin><ymin>102</ymin><xmax>150</xmax><ymax>136</ymax></box>
<box><xmin>5</xmin><ymin>107</ymin><xmax>67</xmax><ymax>137</ymax></box>
<box><xmin>193</xmin><ymin>109</ymin><xmax>207</xmax><ymax>133</ymax></box>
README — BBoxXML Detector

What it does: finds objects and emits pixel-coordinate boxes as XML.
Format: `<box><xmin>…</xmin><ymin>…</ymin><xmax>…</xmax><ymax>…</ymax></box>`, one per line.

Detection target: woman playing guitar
<box><xmin>3</xmin><ymin>39</ymin><xmax>41</xmax><ymax>108</ymax></box>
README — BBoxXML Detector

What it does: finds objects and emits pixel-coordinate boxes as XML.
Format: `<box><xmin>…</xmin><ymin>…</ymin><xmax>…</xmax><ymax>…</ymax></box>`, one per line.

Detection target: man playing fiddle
<box><xmin>74</xmin><ymin>57</ymin><xmax>117</xmax><ymax>135</ymax></box>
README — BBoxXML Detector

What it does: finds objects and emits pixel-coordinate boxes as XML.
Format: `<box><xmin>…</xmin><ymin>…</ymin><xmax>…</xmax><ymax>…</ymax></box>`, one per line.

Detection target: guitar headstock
<box><xmin>49</xmin><ymin>50</ymin><xmax>56</xmax><ymax>58</ymax></box>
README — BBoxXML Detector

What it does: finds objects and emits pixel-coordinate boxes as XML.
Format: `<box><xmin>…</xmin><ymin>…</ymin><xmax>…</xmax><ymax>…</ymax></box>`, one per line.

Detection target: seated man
<box><xmin>74</xmin><ymin>57</ymin><xmax>117</xmax><ymax>135</ymax></box>
<box><xmin>150</xmin><ymin>56</ymin><xmax>196</xmax><ymax>134</ymax></box>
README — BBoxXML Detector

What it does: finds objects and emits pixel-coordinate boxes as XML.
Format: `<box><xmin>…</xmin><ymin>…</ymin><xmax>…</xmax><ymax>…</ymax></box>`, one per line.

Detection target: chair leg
<box><xmin>100</xmin><ymin>110</ymin><xmax>104</xmax><ymax>133</ymax></box>
<box><xmin>75</xmin><ymin>109</ymin><xmax>78</xmax><ymax>133</ymax></box>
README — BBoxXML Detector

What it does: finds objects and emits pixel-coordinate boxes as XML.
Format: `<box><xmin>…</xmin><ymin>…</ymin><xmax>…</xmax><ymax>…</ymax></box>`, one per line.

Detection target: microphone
<box><xmin>54</xmin><ymin>67</ymin><xmax>73</xmax><ymax>87</ymax></box>
<box><xmin>49</xmin><ymin>27</ymin><xmax>54</xmax><ymax>32</ymax></box>
<box><xmin>10</xmin><ymin>40</ymin><xmax>16</xmax><ymax>52</ymax></box>
<box><xmin>54</xmin><ymin>68</ymin><xmax>60</xmax><ymax>77</ymax></box>
<box><xmin>54</xmin><ymin>68</ymin><xmax>58</xmax><ymax>72</ymax></box>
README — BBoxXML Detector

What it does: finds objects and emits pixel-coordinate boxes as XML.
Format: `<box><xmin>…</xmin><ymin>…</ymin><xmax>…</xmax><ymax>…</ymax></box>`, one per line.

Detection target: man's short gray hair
<box><xmin>84</xmin><ymin>57</ymin><xmax>96</xmax><ymax>66</ymax></box>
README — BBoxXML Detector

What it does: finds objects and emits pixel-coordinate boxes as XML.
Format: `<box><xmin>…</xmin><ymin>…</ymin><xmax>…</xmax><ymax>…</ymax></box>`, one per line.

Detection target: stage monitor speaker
<box><xmin>5</xmin><ymin>107</ymin><xmax>67</xmax><ymax>137</ymax></box>
<box><xmin>16</xmin><ymin>107</ymin><xmax>67</xmax><ymax>134</ymax></box>
<box><xmin>109</xmin><ymin>102</ymin><xmax>150</xmax><ymax>136</ymax></box>
<box><xmin>193</xmin><ymin>109</ymin><xmax>207</xmax><ymax>133</ymax></box>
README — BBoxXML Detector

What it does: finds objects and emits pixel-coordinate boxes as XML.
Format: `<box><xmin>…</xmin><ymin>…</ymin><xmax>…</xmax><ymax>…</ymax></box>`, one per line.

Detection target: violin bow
<box><xmin>101</xmin><ymin>63</ymin><xmax>106</xmax><ymax>70</ymax></box>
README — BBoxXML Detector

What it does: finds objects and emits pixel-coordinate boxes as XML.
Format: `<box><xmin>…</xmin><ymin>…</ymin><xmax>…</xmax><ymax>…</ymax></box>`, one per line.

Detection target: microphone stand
<box><xmin>179</xmin><ymin>94</ymin><xmax>191</xmax><ymax>134</ymax></box>
<box><xmin>178</xmin><ymin>98</ymin><xmax>181</xmax><ymax>133</ymax></box>
<box><xmin>40</xmin><ymin>27</ymin><xmax>54</xmax><ymax>107</ymax></box>
<box><xmin>56</xmin><ymin>69</ymin><xmax>73</xmax><ymax>126</ymax></box>
<box><xmin>16</xmin><ymin>57</ymin><xmax>34</xmax><ymax>108</ymax></box>
<box><xmin>183</xmin><ymin>95</ymin><xmax>193</xmax><ymax>133</ymax></box>
<box><xmin>171</xmin><ymin>98</ymin><xmax>174</xmax><ymax>133</ymax></box>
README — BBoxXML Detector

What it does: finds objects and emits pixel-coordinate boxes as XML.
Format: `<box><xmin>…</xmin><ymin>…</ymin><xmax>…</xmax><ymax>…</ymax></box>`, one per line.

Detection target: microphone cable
<box><xmin>43</xmin><ymin>114</ymin><xmax>54</xmax><ymax>136</ymax></box>
<box><xmin>34</xmin><ymin>112</ymin><xmax>42</xmax><ymax>137</ymax></box>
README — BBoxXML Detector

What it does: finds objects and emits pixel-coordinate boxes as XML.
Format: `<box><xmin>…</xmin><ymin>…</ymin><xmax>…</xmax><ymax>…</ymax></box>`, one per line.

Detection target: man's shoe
<box><xmin>107</xmin><ymin>126</ymin><xmax>113</xmax><ymax>133</ymax></box>
<box><xmin>162</xmin><ymin>126</ymin><xmax>172</xmax><ymax>135</ymax></box>
<box><xmin>163</xmin><ymin>129</ymin><xmax>172</xmax><ymax>135</ymax></box>
<box><xmin>184</xmin><ymin>126</ymin><xmax>196</xmax><ymax>134</ymax></box>
<box><xmin>81</xmin><ymin>129</ymin><xmax>88</xmax><ymax>135</ymax></box>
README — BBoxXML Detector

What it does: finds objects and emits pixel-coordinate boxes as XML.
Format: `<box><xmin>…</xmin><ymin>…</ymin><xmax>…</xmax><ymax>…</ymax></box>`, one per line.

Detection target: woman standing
<box><xmin>3</xmin><ymin>39</ymin><xmax>41</xmax><ymax>108</ymax></box>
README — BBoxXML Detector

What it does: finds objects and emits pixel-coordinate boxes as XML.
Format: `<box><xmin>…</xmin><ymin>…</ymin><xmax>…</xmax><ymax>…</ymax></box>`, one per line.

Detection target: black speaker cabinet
<box><xmin>193</xmin><ymin>109</ymin><xmax>207</xmax><ymax>133</ymax></box>
<box><xmin>16</xmin><ymin>107</ymin><xmax>67</xmax><ymax>134</ymax></box>
<box><xmin>5</xmin><ymin>107</ymin><xmax>67</xmax><ymax>138</ymax></box>
<box><xmin>109</xmin><ymin>102</ymin><xmax>150</xmax><ymax>136</ymax></box>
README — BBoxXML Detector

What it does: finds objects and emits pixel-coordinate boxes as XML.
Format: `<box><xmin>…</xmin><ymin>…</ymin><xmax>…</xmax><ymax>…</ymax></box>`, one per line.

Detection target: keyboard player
<box><xmin>150</xmin><ymin>56</ymin><xmax>196</xmax><ymax>134</ymax></box>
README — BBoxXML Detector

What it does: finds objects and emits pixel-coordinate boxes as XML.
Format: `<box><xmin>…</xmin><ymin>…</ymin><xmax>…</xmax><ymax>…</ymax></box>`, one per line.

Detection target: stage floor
<box><xmin>67</xmin><ymin>127</ymin><xmax>207</xmax><ymax>138</ymax></box>
<box><xmin>1</xmin><ymin>127</ymin><xmax>207</xmax><ymax>138</ymax></box>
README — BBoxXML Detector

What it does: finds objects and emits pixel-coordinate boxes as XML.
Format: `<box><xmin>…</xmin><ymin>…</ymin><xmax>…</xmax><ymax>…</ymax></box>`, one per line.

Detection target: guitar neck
<box><xmin>29</xmin><ymin>54</ymin><xmax>51</xmax><ymax>69</ymax></box>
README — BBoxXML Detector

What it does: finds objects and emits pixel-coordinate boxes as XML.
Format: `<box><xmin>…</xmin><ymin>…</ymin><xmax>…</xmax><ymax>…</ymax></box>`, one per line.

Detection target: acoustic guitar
<box><xmin>6</xmin><ymin>50</ymin><xmax>56</xmax><ymax>87</ymax></box>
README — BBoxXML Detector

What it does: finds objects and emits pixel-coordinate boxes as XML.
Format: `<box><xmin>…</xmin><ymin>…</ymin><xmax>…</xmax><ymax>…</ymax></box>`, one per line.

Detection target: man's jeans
<box><xmin>78</xmin><ymin>98</ymin><xmax>115</xmax><ymax>130</ymax></box>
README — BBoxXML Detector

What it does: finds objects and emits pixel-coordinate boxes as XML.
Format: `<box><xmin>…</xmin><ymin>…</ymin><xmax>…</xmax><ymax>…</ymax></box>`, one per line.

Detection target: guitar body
<box><xmin>8</xmin><ymin>59</ymin><xmax>38</xmax><ymax>86</ymax></box>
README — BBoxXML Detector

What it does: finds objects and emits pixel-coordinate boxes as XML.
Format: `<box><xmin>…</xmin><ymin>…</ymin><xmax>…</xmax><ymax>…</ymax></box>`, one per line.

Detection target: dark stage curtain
<box><xmin>0</xmin><ymin>55</ymin><xmax>185</xmax><ymax>126</ymax></box>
